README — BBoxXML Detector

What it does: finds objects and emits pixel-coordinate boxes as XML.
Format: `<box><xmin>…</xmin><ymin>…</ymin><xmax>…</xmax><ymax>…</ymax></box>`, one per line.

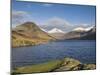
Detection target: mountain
<box><xmin>79</xmin><ymin>26</ymin><xmax>96</xmax><ymax>40</ymax></box>
<box><xmin>48</xmin><ymin>28</ymin><xmax>65</xmax><ymax>40</ymax></box>
<box><xmin>85</xmin><ymin>26</ymin><xmax>94</xmax><ymax>31</ymax></box>
<box><xmin>12</xmin><ymin>22</ymin><xmax>55</xmax><ymax>47</ymax></box>
<box><xmin>63</xmin><ymin>26</ymin><xmax>96</xmax><ymax>40</ymax></box>
<box><xmin>63</xmin><ymin>31</ymin><xmax>84</xmax><ymax>40</ymax></box>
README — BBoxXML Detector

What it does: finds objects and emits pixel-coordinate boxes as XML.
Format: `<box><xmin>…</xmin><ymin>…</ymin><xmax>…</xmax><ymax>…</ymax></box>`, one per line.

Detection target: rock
<box><xmin>54</xmin><ymin>57</ymin><xmax>96</xmax><ymax>72</ymax></box>
<box><xmin>55</xmin><ymin>57</ymin><xmax>82</xmax><ymax>71</ymax></box>
<box><xmin>83</xmin><ymin>64</ymin><xmax>96</xmax><ymax>70</ymax></box>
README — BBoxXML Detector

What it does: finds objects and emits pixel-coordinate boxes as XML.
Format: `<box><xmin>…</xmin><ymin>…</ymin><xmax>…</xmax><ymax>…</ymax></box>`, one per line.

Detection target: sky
<box><xmin>12</xmin><ymin>0</ymin><xmax>96</xmax><ymax>32</ymax></box>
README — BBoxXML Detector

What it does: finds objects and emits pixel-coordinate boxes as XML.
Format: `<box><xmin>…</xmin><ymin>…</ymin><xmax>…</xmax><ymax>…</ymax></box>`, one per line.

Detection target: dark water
<box><xmin>12</xmin><ymin>40</ymin><xmax>96</xmax><ymax>68</ymax></box>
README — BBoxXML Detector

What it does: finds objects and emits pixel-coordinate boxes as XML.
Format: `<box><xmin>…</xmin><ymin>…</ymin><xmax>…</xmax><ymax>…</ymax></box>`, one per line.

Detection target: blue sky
<box><xmin>12</xmin><ymin>0</ymin><xmax>96</xmax><ymax>31</ymax></box>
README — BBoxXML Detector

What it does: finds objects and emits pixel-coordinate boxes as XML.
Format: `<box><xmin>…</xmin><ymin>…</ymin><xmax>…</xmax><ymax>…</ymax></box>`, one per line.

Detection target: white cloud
<box><xmin>12</xmin><ymin>10</ymin><xmax>33</xmax><ymax>27</ymax></box>
<box><xmin>39</xmin><ymin>17</ymin><xmax>94</xmax><ymax>32</ymax></box>
<box><xmin>12</xmin><ymin>11</ymin><xmax>28</xmax><ymax>16</ymax></box>
<box><xmin>42</xmin><ymin>3</ymin><xmax>53</xmax><ymax>7</ymax></box>
<box><xmin>45</xmin><ymin>17</ymin><xmax>70</xmax><ymax>26</ymax></box>
<box><xmin>39</xmin><ymin>17</ymin><xmax>74</xmax><ymax>32</ymax></box>
<box><xmin>74</xmin><ymin>23</ymin><xmax>95</xmax><ymax>28</ymax></box>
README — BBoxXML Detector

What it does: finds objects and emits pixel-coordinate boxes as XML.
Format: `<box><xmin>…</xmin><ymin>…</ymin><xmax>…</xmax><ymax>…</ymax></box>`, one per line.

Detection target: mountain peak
<box><xmin>23</xmin><ymin>22</ymin><xmax>35</xmax><ymax>24</ymax></box>
<box><xmin>20</xmin><ymin>22</ymin><xmax>37</xmax><ymax>28</ymax></box>
<box><xmin>15</xmin><ymin>22</ymin><xmax>40</xmax><ymax>31</ymax></box>
<box><xmin>48</xmin><ymin>28</ymin><xmax>65</xmax><ymax>33</ymax></box>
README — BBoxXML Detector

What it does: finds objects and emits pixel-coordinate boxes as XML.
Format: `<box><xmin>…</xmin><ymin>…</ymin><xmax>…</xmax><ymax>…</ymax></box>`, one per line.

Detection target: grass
<box><xmin>12</xmin><ymin>60</ymin><xmax>63</xmax><ymax>74</ymax></box>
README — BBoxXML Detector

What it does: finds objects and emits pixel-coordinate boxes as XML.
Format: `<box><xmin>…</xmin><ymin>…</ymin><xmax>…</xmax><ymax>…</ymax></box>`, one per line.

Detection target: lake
<box><xmin>12</xmin><ymin>40</ymin><xmax>96</xmax><ymax>68</ymax></box>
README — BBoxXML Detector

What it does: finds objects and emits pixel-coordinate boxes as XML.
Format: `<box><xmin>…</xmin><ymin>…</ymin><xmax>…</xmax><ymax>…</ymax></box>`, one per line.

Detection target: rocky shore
<box><xmin>54</xmin><ymin>58</ymin><xmax>96</xmax><ymax>71</ymax></box>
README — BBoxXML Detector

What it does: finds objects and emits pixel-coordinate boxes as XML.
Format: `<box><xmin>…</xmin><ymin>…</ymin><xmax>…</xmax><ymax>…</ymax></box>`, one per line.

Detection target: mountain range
<box><xmin>12</xmin><ymin>21</ymin><xmax>96</xmax><ymax>47</ymax></box>
<box><xmin>47</xmin><ymin>26</ymin><xmax>96</xmax><ymax>40</ymax></box>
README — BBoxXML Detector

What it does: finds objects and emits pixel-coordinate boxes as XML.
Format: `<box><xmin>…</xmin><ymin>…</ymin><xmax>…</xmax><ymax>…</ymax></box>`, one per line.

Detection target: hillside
<box><xmin>49</xmin><ymin>33</ymin><xmax>65</xmax><ymax>40</ymax></box>
<box><xmin>12</xmin><ymin>22</ymin><xmax>55</xmax><ymax>47</ymax></box>
<box><xmin>63</xmin><ymin>26</ymin><xmax>96</xmax><ymax>40</ymax></box>
<box><xmin>63</xmin><ymin>31</ymin><xmax>85</xmax><ymax>40</ymax></box>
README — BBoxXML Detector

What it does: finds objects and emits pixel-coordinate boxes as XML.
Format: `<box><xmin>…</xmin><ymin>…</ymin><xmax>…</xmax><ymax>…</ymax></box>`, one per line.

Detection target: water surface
<box><xmin>12</xmin><ymin>40</ymin><xmax>96</xmax><ymax>68</ymax></box>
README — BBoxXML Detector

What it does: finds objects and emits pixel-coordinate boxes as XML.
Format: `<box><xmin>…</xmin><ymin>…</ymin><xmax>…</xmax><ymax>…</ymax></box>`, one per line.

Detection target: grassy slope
<box><xmin>12</xmin><ymin>60</ymin><xmax>62</xmax><ymax>74</ymax></box>
<box><xmin>12</xmin><ymin>31</ymin><xmax>51</xmax><ymax>47</ymax></box>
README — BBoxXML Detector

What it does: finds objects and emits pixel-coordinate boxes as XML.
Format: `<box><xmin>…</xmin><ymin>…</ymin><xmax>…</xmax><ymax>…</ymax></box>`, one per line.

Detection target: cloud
<box><xmin>39</xmin><ymin>17</ymin><xmax>74</xmax><ymax>32</ymax></box>
<box><xmin>12</xmin><ymin>10</ymin><xmax>33</xmax><ymax>27</ymax></box>
<box><xmin>12</xmin><ymin>11</ymin><xmax>28</xmax><ymax>20</ymax></box>
<box><xmin>39</xmin><ymin>17</ymin><xmax>94</xmax><ymax>32</ymax></box>
<box><xmin>12</xmin><ymin>11</ymin><xmax>94</xmax><ymax>32</ymax></box>
<box><xmin>42</xmin><ymin>4</ymin><xmax>53</xmax><ymax>7</ymax></box>
<box><xmin>74</xmin><ymin>23</ymin><xmax>95</xmax><ymax>28</ymax></box>
<box><xmin>45</xmin><ymin>17</ymin><xmax>70</xmax><ymax>25</ymax></box>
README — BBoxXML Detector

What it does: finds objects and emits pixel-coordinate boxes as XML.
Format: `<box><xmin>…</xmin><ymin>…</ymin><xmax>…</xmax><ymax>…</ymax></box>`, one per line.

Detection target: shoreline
<box><xmin>12</xmin><ymin>57</ymin><xmax>96</xmax><ymax>74</ymax></box>
<box><xmin>12</xmin><ymin>40</ymin><xmax>51</xmax><ymax>48</ymax></box>
<box><xmin>12</xmin><ymin>39</ymin><xmax>95</xmax><ymax>48</ymax></box>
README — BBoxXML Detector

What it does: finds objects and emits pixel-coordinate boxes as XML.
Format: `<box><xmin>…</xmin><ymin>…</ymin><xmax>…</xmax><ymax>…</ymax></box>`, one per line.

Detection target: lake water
<box><xmin>12</xmin><ymin>40</ymin><xmax>96</xmax><ymax>68</ymax></box>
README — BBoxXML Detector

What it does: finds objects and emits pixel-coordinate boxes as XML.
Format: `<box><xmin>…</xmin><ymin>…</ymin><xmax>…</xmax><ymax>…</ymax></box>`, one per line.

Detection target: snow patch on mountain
<box><xmin>48</xmin><ymin>28</ymin><xmax>65</xmax><ymax>33</ymax></box>
<box><xmin>73</xmin><ymin>26</ymin><xmax>93</xmax><ymax>32</ymax></box>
